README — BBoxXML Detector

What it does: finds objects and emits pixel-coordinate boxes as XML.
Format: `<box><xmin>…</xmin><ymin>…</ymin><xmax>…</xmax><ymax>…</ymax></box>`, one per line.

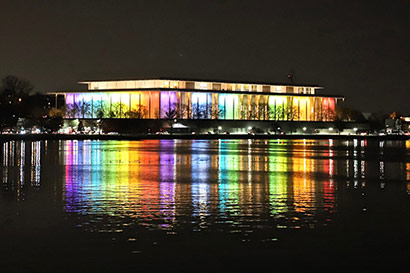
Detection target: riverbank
<box><xmin>0</xmin><ymin>133</ymin><xmax>409</xmax><ymax>141</ymax></box>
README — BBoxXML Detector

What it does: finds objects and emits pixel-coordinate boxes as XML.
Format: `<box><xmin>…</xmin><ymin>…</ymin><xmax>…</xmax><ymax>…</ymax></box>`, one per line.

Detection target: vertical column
<box><xmin>149</xmin><ymin>91</ymin><xmax>152</xmax><ymax>118</ymax></box>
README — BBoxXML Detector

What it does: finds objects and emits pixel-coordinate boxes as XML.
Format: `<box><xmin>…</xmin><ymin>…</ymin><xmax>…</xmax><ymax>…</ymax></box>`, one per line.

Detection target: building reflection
<box><xmin>59</xmin><ymin>139</ymin><xmax>350</xmax><ymax>230</ymax></box>
<box><xmin>3</xmin><ymin>139</ymin><xmax>410</xmax><ymax>231</ymax></box>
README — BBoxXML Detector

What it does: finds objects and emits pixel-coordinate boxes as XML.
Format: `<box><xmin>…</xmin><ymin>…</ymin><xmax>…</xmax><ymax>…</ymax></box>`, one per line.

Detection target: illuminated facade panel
<box><xmin>82</xmin><ymin>78</ymin><xmax>319</xmax><ymax>95</ymax></box>
<box><xmin>51</xmin><ymin>78</ymin><xmax>342</xmax><ymax>121</ymax></box>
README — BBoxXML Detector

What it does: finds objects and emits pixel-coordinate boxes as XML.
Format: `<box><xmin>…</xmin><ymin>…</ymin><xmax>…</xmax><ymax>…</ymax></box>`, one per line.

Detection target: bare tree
<box><xmin>285</xmin><ymin>105</ymin><xmax>299</xmax><ymax>121</ymax></box>
<box><xmin>78</xmin><ymin>101</ymin><xmax>91</xmax><ymax>119</ymax></box>
<box><xmin>93</xmin><ymin>101</ymin><xmax>110</xmax><ymax>119</ymax></box>
<box><xmin>257</xmin><ymin>100</ymin><xmax>268</xmax><ymax>120</ymax></box>
<box><xmin>270</xmin><ymin>105</ymin><xmax>285</xmax><ymax>120</ymax></box>
<box><xmin>125</xmin><ymin>105</ymin><xmax>148</xmax><ymax>119</ymax></box>
<box><xmin>66</xmin><ymin>103</ymin><xmax>80</xmax><ymax>118</ymax></box>
<box><xmin>316</xmin><ymin>108</ymin><xmax>335</xmax><ymax>121</ymax></box>
<box><xmin>1</xmin><ymin>75</ymin><xmax>34</xmax><ymax>99</ymax></box>
<box><xmin>209</xmin><ymin>106</ymin><xmax>224</xmax><ymax>120</ymax></box>
<box><xmin>0</xmin><ymin>75</ymin><xmax>34</xmax><ymax>123</ymax></box>
<box><xmin>109</xmin><ymin>102</ymin><xmax>128</xmax><ymax>118</ymax></box>
<box><xmin>192</xmin><ymin>104</ymin><xmax>207</xmax><ymax>119</ymax></box>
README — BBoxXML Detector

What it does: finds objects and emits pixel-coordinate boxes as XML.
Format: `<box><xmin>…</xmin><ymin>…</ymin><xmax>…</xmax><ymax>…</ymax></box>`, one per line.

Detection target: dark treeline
<box><xmin>0</xmin><ymin>75</ymin><xmax>63</xmax><ymax>132</ymax></box>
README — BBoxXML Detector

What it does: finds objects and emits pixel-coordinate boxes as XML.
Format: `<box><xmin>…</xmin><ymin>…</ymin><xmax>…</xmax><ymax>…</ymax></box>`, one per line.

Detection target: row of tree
<box><xmin>64</xmin><ymin>101</ymin><xmax>337</xmax><ymax>122</ymax></box>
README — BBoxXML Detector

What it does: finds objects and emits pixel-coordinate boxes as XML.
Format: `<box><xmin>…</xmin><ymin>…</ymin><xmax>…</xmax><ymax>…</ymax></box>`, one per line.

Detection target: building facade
<box><xmin>50</xmin><ymin>78</ymin><xmax>342</xmax><ymax>122</ymax></box>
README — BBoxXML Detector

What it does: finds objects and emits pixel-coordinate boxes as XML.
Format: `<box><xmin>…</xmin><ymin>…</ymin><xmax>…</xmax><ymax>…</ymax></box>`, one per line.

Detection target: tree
<box><xmin>270</xmin><ymin>105</ymin><xmax>285</xmax><ymax>120</ymax></box>
<box><xmin>179</xmin><ymin>103</ymin><xmax>191</xmax><ymax>119</ymax></box>
<box><xmin>192</xmin><ymin>104</ymin><xmax>207</xmax><ymax>119</ymax></box>
<box><xmin>78</xmin><ymin>101</ymin><xmax>91</xmax><ymax>118</ymax></box>
<box><xmin>209</xmin><ymin>106</ymin><xmax>224</xmax><ymax>120</ymax></box>
<box><xmin>28</xmin><ymin>92</ymin><xmax>50</xmax><ymax>119</ymax></box>
<box><xmin>1</xmin><ymin>75</ymin><xmax>34</xmax><ymax>99</ymax></box>
<box><xmin>285</xmin><ymin>105</ymin><xmax>299</xmax><ymax>121</ymax></box>
<box><xmin>49</xmin><ymin>107</ymin><xmax>65</xmax><ymax>118</ymax></box>
<box><xmin>39</xmin><ymin>108</ymin><xmax>64</xmax><ymax>132</ymax></box>
<box><xmin>333</xmin><ymin>119</ymin><xmax>344</xmax><ymax>134</ymax></box>
<box><xmin>164</xmin><ymin>108</ymin><xmax>177</xmax><ymax>120</ymax></box>
<box><xmin>247</xmin><ymin>102</ymin><xmax>258</xmax><ymax>120</ymax></box>
<box><xmin>174</xmin><ymin>103</ymin><xmax>188</xmax><ymax>119</ymax></box>
<box><xmin>257</xmin><ymin>100</ymin><xmax>268</xmax><ymax>120</ymax></box>
<box><xmin>66</xmin><ymin>103</ymin><xmax>80</xmax><ymax>118</ymax></box>
<box><xmin>164</xmin><ymin>108</ymin><xmax>177</xmax><ymax>134</ymax></box>
<box><xmin>368</xmin><ymin>112</ymin><xmax>388</xmax><ymax>132</ymax></box>
<box><xmin>389</xmin><ymin>112</ymin><xmax>401</xmax><ymax>119</ymax></box>
<box><xmin>335</xmin><ymin>106</ymin><xmax>366</xmax><ymax>122</ymax></box>
<box><xmin>43</xmin><ymin>116</ymin><xmax>64</xmax><ymax>133</ymax></box>
<box><xmin>109</xmin><ymin>102</ymin><xmax>128</xmax><ymax>118</ymax></box>
<box><xmin>316</xmin><ymin>108</ymin><xmax>336</xmax><ymax>121</ymax></box>
<box><xmin>125</xmin><ymin>105</ymin><xmax>148</xmax><ymax>119</ymax></box>
<box><xmin>77</xmin><ymin>119</ymin><xmax>84</xmax><ymax>132</ymax></box>
<box><xmin>0</xmin><ymin>75</ymin><xmax>34</xmax><ymax>130</ymax></box>
<box><xmin>93</xmin><ymin>101</ymin><xmax>110</xmax><ymax>119</ymax></box>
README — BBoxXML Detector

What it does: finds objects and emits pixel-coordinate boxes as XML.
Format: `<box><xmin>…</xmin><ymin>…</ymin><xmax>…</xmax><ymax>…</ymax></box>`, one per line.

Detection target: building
<box><xmin>50</xmin><ymin>78</ymin><xmax>342</xmax><ymax>121</ymax></box>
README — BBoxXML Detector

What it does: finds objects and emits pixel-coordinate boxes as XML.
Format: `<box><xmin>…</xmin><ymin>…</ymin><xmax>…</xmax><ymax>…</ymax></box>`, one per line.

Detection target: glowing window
<box><xmin>200</xmin><ymin>82</ymin><xmax>208</xmax><ymax>90</ymax></box>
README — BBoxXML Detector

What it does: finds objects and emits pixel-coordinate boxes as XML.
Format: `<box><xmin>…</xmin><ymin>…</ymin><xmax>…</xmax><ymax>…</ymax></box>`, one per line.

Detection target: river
<box><xmin>1</xmin><ymin>139</ymin><xmax>410</xmax><ymax>272</ymax></box>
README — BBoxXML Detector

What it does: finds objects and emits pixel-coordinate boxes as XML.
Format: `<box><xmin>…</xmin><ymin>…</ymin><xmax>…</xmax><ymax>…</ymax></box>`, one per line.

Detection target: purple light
<box><xmin>160</xmin><ymin>92</ymin><xmax>177</xmax><ymax>118</ymax></box>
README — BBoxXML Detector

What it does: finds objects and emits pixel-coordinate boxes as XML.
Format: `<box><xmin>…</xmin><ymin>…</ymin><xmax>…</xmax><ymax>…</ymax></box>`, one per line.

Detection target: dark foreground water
<box><xmin>1</xmin><ymin>139</ymin><xmax>410</xmax><ymax>273</ymax></box>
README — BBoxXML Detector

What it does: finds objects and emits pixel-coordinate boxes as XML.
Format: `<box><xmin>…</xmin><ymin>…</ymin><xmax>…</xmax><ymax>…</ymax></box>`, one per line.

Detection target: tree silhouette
<box><xmin>285</xmin><ymin>105</ymin><xmax>299</xmax><ymax>121</ymax></box>
<box><xmin>78</xmin><ymin>101</ymin><xmax>91</xmax><ymax>119</ymax></box>
<box><xmin>1</xmin><ymin>75</ymin><xmax>33</xmax><ymax>99</ymax></box>
<box><xmin>0</xmin><ymin>75</ymin><xmax>34</xmax><ymax>127</ymax></box>
<box><xmin>109</xmin><ymin>102</ymin><xmax>128</xmax><ymax>118</ymax></box>
<box><xmin>209</xmin><ymin>106</ymin><xmax>224</xmax><ymax>120</ymax></box>
<box><xmin>92</xmin><ymin>101</ymin><xmax>110</xmax><ymax>118</ymax></box>
<box><xmin>125</xmin><ymin>105</ymin><xmax>148</xmax><ymax>119</ymax></box>
<box><xmin>66</xmin><ymin>103</ymin><xmax>80</xmax><ymax>118</ymax></box>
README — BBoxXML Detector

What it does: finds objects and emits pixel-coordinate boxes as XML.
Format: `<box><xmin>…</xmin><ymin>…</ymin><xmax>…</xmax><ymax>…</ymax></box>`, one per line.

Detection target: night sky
<box><xmin>1</xmin><ymin>0</ymin><xmax>409</xmax><ymax>113</ymax></box>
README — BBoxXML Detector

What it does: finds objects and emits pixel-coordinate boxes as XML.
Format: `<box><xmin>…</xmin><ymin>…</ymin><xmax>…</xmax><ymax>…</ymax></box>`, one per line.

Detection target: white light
<box><xmin>248</xmin><ymin>126</ymin><xmax>252</xmax><ymax>130</ymax></box>
<box><xmin>218</xmin><ymin>126</ymin><xmax>222</xmax><ymax>130</ymax></box>
<box><xmin>329</xmin><ymin>127</ymin><xmax>333</xmax><ymax>131</ymax></box>
<box><xmin>353</xmin><ymin>128</ymin><xmax>358</xmax><ymax>131</ymax></box>
<box><xmin>303</xmin><ymin>127</ymin><xmax>307</xmax><ymax>131</ymax></box>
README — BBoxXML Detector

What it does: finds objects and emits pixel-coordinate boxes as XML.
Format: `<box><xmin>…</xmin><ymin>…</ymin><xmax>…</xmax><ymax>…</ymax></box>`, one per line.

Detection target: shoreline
<box><xmin>0</xmin><ymin>133</ymin><xmax>409</xmax><ymax>141</ymax></box>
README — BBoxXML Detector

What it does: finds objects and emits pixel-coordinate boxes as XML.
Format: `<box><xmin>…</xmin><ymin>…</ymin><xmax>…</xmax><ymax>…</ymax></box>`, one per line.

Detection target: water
<box><xmin>1</xmin><ymin>139</ymin><xmax>410</xmax><ymax>272</ymax></box>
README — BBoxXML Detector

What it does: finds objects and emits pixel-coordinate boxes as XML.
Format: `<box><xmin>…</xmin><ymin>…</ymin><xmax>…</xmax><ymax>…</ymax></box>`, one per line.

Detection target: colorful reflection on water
<box><xmin>2</xmin><ymin>139</ymin><xmax>410</xmax><ymax>233</ymax></box>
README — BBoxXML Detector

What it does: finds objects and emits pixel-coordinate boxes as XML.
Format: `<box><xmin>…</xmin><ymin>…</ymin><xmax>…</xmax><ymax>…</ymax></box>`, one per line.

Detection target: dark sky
<box><xmin>1</xmin><ymin>0</ymin><xmax>409</xmax><ymax>113</ymax></box>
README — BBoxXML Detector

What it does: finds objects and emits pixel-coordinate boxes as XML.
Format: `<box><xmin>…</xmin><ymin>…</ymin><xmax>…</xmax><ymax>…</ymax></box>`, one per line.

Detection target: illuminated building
<box><xmin>49</xmin><ymin>78</ymin><xmax>342</xmax><ymax>123</ymax></box>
